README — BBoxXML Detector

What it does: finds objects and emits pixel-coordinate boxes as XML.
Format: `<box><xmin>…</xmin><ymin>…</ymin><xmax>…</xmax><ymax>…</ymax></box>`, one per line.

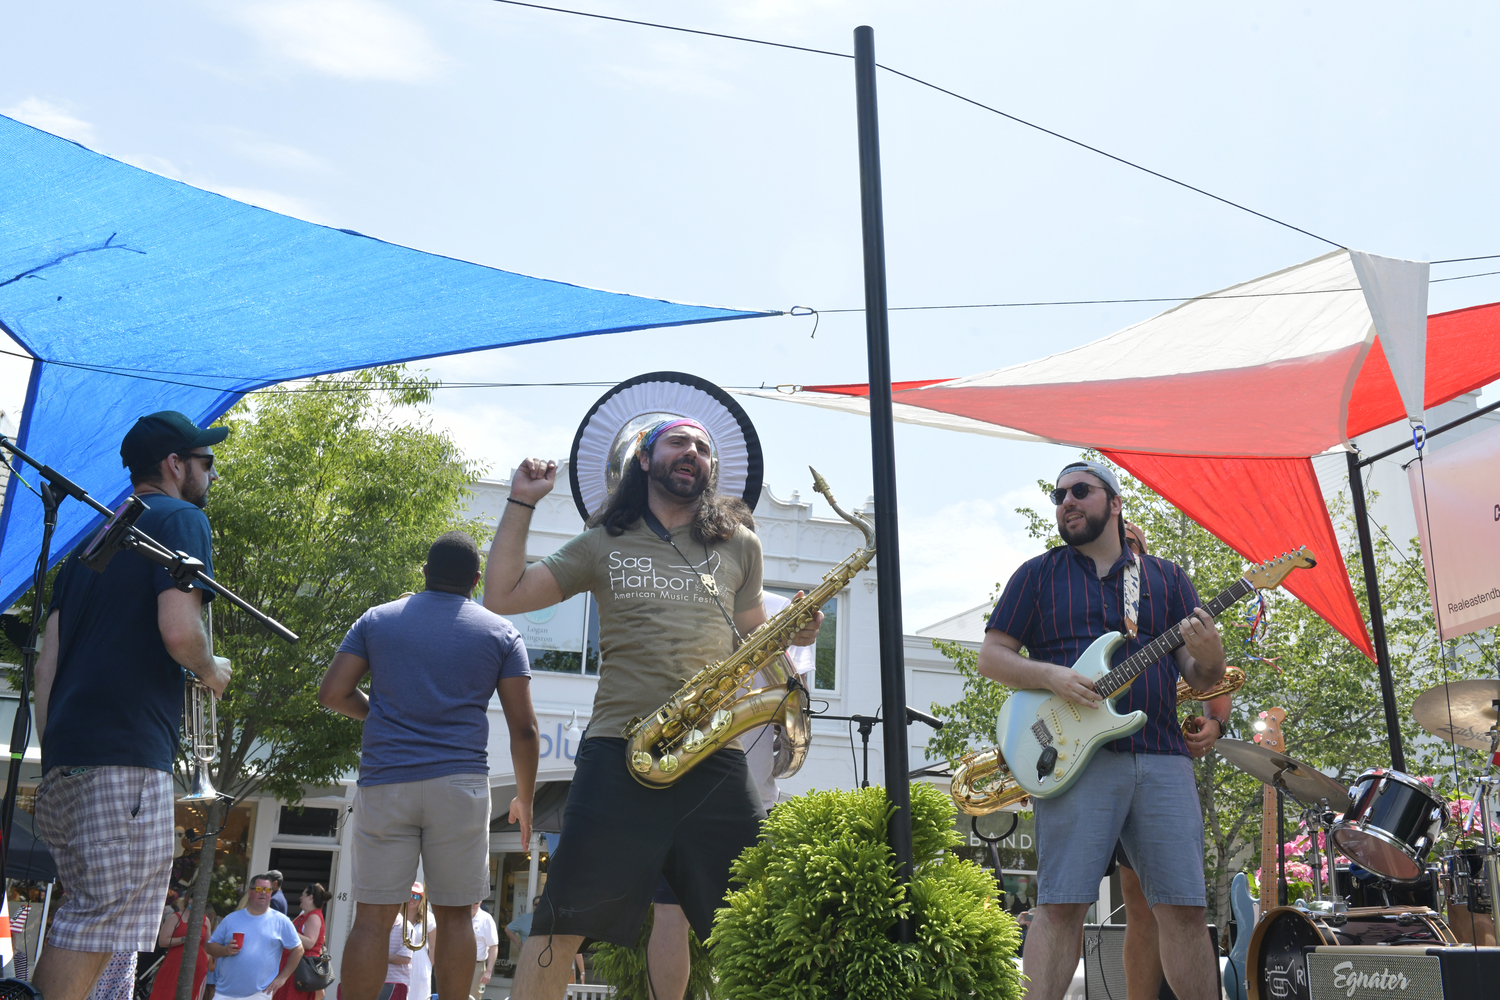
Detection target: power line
<box><xmin>487</xmin><ymin>0</ymin><xmax>848</xmax><ymax>58</ymax></box>
<box><xmin>486</xmin><ymin>0</ymin><xmax>1343</xmax><ymax>249</ymax></box>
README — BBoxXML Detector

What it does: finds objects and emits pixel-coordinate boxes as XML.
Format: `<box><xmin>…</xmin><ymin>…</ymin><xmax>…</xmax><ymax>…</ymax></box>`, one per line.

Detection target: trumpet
<box><xmin>402</xmin><ymin>895</ymin><xmax>429</xmax><ymax>950</ymax></box>
<box><xmin>181</xmin><ymin>607</ymin><xmax>221</xmax><ymax>802</ymax></box>
<box><xmin>181</xmin><ymin>678</ymin><xmax>219</xmax><ymax>802</ymax></box>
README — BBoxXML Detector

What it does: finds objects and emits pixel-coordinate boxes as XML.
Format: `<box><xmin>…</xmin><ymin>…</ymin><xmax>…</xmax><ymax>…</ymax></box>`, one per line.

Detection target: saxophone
<box><xmin>949</xmin><ymin>667</ymin><xmax>1249</xmax><ymax>815</ymax></box>
<box><xmin>624</xmin><ymin>468</ymin><xmax>875</xmax><ymax>788</ymax></box>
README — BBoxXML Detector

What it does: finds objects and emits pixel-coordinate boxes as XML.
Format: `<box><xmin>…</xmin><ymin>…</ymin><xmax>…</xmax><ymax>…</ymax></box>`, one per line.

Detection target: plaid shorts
<box><xmin>33</xmin><ymin>765</ymin><xmax>174</xmax><ymax>953</ymax></box>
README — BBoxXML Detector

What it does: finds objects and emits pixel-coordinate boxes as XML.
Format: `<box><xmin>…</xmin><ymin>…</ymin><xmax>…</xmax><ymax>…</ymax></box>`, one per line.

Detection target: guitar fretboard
<box><xmin>1094</xmin><ymin>577</ymin><xmax>1253</xmax><ymax>698</ymax></box>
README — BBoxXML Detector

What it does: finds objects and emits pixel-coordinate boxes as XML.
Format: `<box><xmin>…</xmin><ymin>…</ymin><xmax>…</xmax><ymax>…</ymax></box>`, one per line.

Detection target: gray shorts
<box><xmin>32</xmin><ymin>766</ymin><xmax>175</xmax><ymax>953</ymax></box>
<box><xmin>351</xmin><ymin>772</ymin><xmax>491</xmax><ymax>907</ymax></box>
<box><xmin>1034</xmin><ymin>750</ymin><xmax>1205</xmax><ymax>908</ymax></box>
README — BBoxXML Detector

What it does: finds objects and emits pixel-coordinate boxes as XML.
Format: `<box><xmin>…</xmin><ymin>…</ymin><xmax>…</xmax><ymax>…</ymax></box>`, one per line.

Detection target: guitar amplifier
<box><xmin>1307</xmin><ymin>945</ymin><xmax>1500</xmax><ymax>999</ymax></box>
<box><xmin>1082</xmin><ymin>924</ymin><xmax>1219</xmax><ymax>1000</ymax></box>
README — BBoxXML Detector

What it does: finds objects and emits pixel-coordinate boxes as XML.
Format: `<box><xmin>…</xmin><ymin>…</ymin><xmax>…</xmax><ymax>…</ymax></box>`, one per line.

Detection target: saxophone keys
<box><xmin>683</xmin><ymin>729</ymin><xmax>708</xmax><ymax>753</ymax></box>
<box><xmin>659</xmin><ymin>754</ymin><xmax>680</xmax><ymax>774</ymax></box>
<box><xmin>630</xmin><ymin>751</ymin><xmax>654</xmax><ymax>774</ymax></box>
<box><xmin>709</xmin><ymin>708</ymin><xmax>733</xmax><ymax>734</ymax></box>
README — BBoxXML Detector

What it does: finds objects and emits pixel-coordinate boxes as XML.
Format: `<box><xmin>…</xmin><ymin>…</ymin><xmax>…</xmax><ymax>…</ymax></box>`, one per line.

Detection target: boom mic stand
<box><xmin>815</xmin><ymin>705</ymin><xmax>944</xmax><ymax>789</ymax></box>
<box><xmin>0</xmin><ymin>433</ymin><xmax>298</xmax><ymax>895</ymax></box>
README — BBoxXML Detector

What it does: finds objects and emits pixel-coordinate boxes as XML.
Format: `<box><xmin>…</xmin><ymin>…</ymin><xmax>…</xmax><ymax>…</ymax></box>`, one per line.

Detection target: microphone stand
<box><xmin>815</xmin><ymin>706</ymin><xmax>944</xmax><ymax>789</ymax></box>
<box><xmin>0</xmin><ymin>433</ymin><xmax>298</xmax><ymax>891</ymax></box>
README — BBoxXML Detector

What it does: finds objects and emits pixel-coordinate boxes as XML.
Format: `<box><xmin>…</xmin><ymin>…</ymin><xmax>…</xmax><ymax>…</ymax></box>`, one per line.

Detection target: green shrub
<box><xmin>709</xmin><ymin>783</ymin><xmax>1022</xmax><ymax>1000</ymax></box>
<box><xmin>591</xmin><ymin>904</ymin><xmax>720</xmax><ymax>1000</ymax></box>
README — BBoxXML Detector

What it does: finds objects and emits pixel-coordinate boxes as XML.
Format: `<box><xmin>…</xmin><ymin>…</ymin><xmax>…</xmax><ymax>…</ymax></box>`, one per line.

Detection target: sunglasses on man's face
<box><xmin>1049</xmin><ymin>482</ymin><xmax>1104</xmax><ymax>506</ymax></box>
<box><xmin>179</xmin><ymin>452</ymin><xmax>216</xmax><ymax>471</ymax></box>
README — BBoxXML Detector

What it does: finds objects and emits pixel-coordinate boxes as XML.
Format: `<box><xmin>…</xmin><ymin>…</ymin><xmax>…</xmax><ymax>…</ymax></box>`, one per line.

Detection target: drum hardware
<box><xmin>1329</xmin><ymin>768</ymin><xmax>1446</xmax><ymax>883</ymax></box>
<box><xmin>1214</xmin><ymin>739</ymin><xmax>1349</xmax><ymax>810</ymax></box>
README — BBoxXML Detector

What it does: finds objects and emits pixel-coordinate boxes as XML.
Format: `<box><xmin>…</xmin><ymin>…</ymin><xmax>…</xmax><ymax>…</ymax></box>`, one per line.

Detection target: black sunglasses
<box><xmin>1049</xmin><ymin>482</ymin><xmax>1103</xmax><ymax>505</ymax></box>
<box><xmin>178</xmin><ymin>452</ymin><xmax>215</xmax><ymax>471</ymax></box>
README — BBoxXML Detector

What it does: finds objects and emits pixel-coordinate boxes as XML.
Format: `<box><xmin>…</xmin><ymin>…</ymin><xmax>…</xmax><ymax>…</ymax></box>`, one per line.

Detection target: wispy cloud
<box><xmin>224</xmin><ymin>0</ymin><xmax>446</xmax><ymax>82</ymax></box>
<box><xmin>222</xmin><ymin>132</ymin><xmax>332</xmax><ymax>173</ymax></box>
<box><xmin>2</xmin><ymin>97</ymin><xmax>97</xmax><ymax>144</ymax></box>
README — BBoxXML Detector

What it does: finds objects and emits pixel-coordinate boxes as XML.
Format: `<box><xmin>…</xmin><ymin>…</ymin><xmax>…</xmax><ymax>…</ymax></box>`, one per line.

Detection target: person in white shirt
<box><xmin>405</xmin><ymin>885</ymin><xmax>438</xmax><ymax>1000</ymax></box>
<box><xmin>468</xmin><ymin>904</ymin><xmax>498</xmax><ymax>999</ymax></box>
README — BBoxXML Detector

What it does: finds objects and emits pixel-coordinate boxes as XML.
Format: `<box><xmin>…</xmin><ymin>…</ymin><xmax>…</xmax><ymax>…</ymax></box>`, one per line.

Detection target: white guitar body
<box><xmin>993</xmin><ymin>631</ymin><xmax>1148</xmax><ymax>799</ymax></box>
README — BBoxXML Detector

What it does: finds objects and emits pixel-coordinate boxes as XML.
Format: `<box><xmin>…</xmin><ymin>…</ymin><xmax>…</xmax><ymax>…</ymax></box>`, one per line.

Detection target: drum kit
<box><xmin>1216</xmin><ymin>679</ymin><xmax>1500</xmax><ymax>1000</ymax></box>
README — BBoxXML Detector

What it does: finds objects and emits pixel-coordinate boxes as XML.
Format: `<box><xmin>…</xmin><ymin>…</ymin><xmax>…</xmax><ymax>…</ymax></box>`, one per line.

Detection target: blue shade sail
<box><xmin>0</xmin><ymin>115</ymin><xmax>770</xmax><ymax>610</ymax></box>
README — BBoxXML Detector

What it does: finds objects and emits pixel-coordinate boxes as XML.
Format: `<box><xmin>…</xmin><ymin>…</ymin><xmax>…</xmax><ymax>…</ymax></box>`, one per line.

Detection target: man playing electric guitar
<box><xmin>978</xmin><ymin>460</ymin><xmax>1226</xmax><ymax>1000</ymax></box>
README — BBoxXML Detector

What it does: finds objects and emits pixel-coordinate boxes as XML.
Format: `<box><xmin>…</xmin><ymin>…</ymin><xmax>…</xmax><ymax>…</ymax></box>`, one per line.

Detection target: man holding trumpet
<box><xmin>32</xmin><ymin>411</ymin><xmax>234</xmax><ymax>1000</ymax></box>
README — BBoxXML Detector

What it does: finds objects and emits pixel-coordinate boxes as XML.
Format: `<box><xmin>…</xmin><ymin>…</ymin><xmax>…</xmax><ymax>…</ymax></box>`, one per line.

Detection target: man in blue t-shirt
<box><xmin>206</xmin><ymin>873</ymin><xmax>303</xmax><ymax>1000</ymax></box>
<box><xmin>32</xmin><ymin>410</ymin><xmax>235</xmax><ymax>1000</ymax></box>
<box><xmin>319</xmin><ymin>530</ymin><xmax>537</xmax><ymax>1000</ymax></box>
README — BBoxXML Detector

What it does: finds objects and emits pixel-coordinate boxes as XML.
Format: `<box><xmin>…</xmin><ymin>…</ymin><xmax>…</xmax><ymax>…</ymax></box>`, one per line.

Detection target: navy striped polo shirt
<box><xmin>987</xmin><ymin>544</ymin><xmax>1199</xmax><ymax>756</ymax></box>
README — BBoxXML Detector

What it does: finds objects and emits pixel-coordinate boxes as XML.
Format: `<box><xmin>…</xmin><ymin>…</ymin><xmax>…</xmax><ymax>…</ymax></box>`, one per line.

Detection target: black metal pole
<box><xmin>853</xmin><ymin>23</ymin><xmax>914</xmax><ymax>938</ymax></box>
<box><xmin>1345</xmin><ymin>450</ymin><xmax>1405</xmax><ymax>770</ymax></box>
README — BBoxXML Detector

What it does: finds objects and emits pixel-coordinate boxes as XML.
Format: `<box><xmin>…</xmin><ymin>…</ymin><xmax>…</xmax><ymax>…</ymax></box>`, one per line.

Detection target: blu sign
<box><xmin>538</xmin><ymin>720</ymin><xmax>582</xmax><ymax>762</ymax></box>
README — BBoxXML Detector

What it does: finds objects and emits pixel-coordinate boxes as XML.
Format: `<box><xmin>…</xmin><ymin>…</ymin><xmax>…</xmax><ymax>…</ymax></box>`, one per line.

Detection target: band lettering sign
<box><xmin>1408</xmin><ymin>420</ymin><xmax>1500</xmax><ymax>640</ymax></box>
<box><xmin>1307</xmin><ymin>951</ymin><xmax>1443</xmax><ymax>1000</ymax></box>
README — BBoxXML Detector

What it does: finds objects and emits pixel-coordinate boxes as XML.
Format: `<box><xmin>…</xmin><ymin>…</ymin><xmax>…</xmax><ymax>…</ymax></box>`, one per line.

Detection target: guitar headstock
<box><xmin>1243</xmin><ymin>547</ymin><xmax>1316</xmax><ymax>592</ymax></box>
<box><xmin>1253</xmin><ymin>706</ymin><xmax>1287</xmax><ymax>754</ymax></box>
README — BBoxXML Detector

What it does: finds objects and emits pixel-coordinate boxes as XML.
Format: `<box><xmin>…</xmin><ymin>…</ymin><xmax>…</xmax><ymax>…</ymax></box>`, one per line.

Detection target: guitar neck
<box><xmin>1095</xmin><ymin>577</ymin><xmax>1253</xmax><ymax>698</ymax></box>
<box><xmin>1260</xmin><ymin>782</ymin><xmax>1278</xmax><ymax>893</ymax></box>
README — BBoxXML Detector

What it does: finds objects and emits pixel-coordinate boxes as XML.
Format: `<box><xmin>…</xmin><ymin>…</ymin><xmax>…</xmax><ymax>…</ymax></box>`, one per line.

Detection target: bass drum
<box><xmin>1247</xmin><ymin>906</ymin><xmax>1455</xmax><ymax>1000</ymax></box>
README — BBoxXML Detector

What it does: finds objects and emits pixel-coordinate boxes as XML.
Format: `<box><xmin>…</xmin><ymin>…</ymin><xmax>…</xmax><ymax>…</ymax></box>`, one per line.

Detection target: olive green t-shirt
<box><xmin>542</xmin><ymin>520</ymin><xmax>765</xmax><ymax>741</ymax></box>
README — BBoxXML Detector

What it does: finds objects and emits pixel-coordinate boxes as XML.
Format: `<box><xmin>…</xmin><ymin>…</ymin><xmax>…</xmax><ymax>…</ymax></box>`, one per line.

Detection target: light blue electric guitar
<box><xmin>992</xmin><ymin>549</ymin><xmax>1312</xmax><ymax>799</ymax></box>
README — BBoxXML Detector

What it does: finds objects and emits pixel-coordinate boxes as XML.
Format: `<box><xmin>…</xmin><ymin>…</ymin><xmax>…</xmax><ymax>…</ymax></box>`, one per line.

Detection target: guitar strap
<box><xmin>1121</xmin><ymin>556</ymin><xmax>1141</xmax><ymax>639</ymax></box>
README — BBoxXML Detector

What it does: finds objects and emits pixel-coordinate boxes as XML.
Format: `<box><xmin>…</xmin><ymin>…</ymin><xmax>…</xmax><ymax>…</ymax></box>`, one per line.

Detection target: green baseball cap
<box><xmin>120</xmin><ymin>411</ymin><xmax>229</xmax><ymax>469</ymax></box>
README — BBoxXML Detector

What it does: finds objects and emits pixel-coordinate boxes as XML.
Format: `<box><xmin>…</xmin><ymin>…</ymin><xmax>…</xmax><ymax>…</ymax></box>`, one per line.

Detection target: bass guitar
<box><xmin>992</xmin><ymin>548</ymin><xmax>1312</xmax><ymax>799</ymax></box>
<box><xmin>1225</xmin><ymin>706</ymin><xmax>1286</xmax><ymax>1000</ymax></box>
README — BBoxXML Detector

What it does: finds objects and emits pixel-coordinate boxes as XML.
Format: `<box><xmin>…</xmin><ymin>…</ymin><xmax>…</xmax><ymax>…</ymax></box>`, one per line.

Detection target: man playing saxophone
<box><xmin>484</xmin><ymin>419</ymin><xmax>821</xmax><ymax>1000</ymax></box>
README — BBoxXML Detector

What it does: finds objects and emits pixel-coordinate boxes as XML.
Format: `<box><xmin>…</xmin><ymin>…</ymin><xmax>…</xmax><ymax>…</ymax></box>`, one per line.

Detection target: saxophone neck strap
<box><xmin>642</xmin><ymin>508</ymin><xmax>744</xmax><ymax>644</ymax></box>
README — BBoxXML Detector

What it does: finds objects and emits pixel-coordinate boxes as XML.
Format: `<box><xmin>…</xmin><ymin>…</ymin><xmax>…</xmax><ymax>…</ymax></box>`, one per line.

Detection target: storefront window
<box><xmin>515</xmin><ymin>589</ymin><xmax>598</xmax><ymax>675</ymax></box>
<box><xmin>494</xmin><ymin>848</ymin><xmax>549</xmax><ymax>968</ymax></box>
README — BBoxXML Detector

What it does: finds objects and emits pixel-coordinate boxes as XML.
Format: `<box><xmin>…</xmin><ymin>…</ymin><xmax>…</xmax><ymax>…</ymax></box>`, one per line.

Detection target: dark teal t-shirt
<box><xmin>44</xmin><ymin>493</ymin><xmax>214</xmax><ymax>773</ymax></box>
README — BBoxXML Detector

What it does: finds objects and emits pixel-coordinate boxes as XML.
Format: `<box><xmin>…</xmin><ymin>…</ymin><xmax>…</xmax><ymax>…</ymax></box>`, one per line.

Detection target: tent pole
<box><xmin>1345</xmin><ymin>450</ymin><xmax>1405</xmax><ymax>770</ymax></box>
<box><xmin>853</xmin><ymin>23</ymin><xmax>914</xmax><ymax>940</ymax></box>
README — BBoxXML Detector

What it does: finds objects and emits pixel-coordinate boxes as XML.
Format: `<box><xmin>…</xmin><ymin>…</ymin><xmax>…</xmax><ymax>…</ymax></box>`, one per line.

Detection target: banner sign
<box><xmin>1408</xmin><ymin>421</ymin><xmax>1500</xmax><ymax>640</ymax></box>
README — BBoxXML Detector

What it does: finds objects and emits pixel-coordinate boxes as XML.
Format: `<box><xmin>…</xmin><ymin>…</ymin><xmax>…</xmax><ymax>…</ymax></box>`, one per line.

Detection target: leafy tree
<box><xmin>924</xmin><ymin>452</ymin><xmax>1499</xmax><ymax>934</ymax></box>
<box><xmin>172</xmin><ymin>366</ymin><xmax>487</xmax><ymax>999</ymax></box>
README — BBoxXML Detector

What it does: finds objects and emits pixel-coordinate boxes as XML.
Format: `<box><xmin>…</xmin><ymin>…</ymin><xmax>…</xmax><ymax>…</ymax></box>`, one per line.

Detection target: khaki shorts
<box><xmin>351</xmin><ymin>772</ymin><xmax>491</xmax><ymax>907</ymax></box>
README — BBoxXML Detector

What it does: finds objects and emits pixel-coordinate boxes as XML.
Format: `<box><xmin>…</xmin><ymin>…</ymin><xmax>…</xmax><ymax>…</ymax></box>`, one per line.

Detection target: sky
<box><xmin>3</xmin><ymin>1</ymin><xmax>1499</xmax><ymax>632</ymax></box>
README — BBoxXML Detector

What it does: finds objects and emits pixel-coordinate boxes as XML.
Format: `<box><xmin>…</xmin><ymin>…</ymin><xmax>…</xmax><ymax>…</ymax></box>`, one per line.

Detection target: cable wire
<box><xmin>486</xmin><ymin>0</ymin><xmax>1342</xmax><ymax>248</ymax></box>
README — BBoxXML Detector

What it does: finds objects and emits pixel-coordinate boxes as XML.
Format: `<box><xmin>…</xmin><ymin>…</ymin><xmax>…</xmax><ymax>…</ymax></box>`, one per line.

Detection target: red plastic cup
<box><xmin>232</xmin><ymin>932</ymin><xmax>244</xmax><ymax>949</ymax></box>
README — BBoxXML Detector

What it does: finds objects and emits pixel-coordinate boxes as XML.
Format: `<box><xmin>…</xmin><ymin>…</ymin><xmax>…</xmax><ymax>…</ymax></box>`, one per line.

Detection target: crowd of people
<box><xmin>19</xmin><ymin>407</ymin><xmax>1234</xmax><ymax>1000</ymax></box>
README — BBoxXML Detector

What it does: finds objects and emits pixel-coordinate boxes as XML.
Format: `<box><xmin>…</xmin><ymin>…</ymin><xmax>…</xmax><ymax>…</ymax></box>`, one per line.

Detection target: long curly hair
<box><xmin>589</xmin><ymin>445</ymin><xmax>753</xmax><ymax>545</ymax></box>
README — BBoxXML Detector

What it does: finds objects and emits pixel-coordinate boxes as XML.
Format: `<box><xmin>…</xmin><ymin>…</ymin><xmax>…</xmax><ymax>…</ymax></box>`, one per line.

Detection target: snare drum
<box><xmin>1247</xmin><ymin>905</ymin><xmax>1455</xmax><ymax>1000</ymax></box>
<box><xmin>1329</xmin><ymin>769</ymin><xmax>1446</xmax><ymax>881</ymax></box>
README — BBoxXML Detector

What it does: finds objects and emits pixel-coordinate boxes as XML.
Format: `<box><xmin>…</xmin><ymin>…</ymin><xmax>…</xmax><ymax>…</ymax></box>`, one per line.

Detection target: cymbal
<box><xmin>1215</xmin><ymin>738</ymin><xmax>1349</xmax><ymax>807</ymax></box>
<box><xmin>1413</xmin><ymin>679</ymin><xmax>1500</xmax><ymax>751</ymax></box>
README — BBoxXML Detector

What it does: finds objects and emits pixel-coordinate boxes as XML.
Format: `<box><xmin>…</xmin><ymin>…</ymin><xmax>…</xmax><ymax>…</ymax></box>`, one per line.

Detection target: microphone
<box><xmin>82</xmin><ymin>496</ymin><xmax>146</xmax><ymax>573</ymax></box>
<box><xmin>905</xmin><ymin>706</ymin><xmax>944</xmax><ymax>730</ymax></box>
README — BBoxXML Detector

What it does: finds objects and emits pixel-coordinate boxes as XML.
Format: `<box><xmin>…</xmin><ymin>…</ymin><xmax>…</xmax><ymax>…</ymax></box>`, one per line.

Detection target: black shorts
<box><xmin>531</xmin><ymin>737</ymin><xmax>763</xmax><ymax>946</ymax></box>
